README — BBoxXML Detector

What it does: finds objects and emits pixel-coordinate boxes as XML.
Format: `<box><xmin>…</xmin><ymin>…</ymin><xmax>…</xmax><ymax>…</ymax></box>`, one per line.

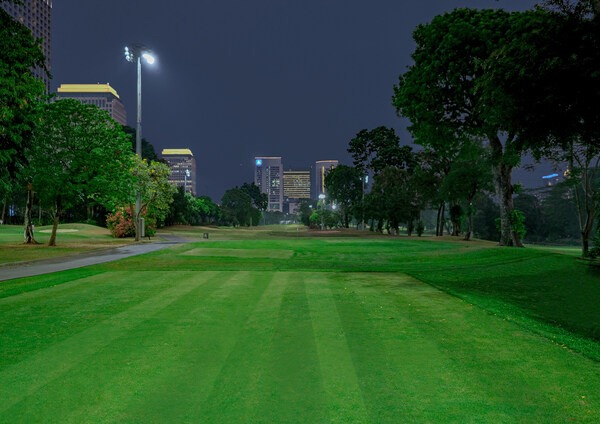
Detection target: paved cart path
<box><xmin>0</xmin><ymin>234</ymin><xmax>191</xmax><ymax>282</ymax></box>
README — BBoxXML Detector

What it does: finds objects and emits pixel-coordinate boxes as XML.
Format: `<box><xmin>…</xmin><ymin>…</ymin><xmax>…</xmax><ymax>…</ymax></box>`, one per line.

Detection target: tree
<box><xmin>295</xmin><ymin>198</ymin><xmax>316</xmax><ymax>227</ymax></box>
<box><xmin>393</xmin><ymin>8</ymin><xmax>550</xmax><ymax>246</ymax></box>
<box><xmin>480</xmin><ymin>1</ymin><xmax>599</xmax><ymax>254</ymax></box>
<box><xmin>324</xmin><ymin>165</ymin><xmax>362</xmax><ymax>228</ymax></box>
<box><xmin>122</xmin><ymin>125</ymin><xmax>162</xmax><ymax>162</ymax></box>
<box><xmin>126</xmin><ymin>157</ymin><xmax>175</xmax><ymax>238</ymax></box>
<box><xmin>240</xmin><ymin>182</ymin><xmax>267</xmax><ymax>211</ymax></box>
<box><xmin>348</xmin><ymin>127</ymin><xmax>413</xmax><ymax>175</ymax></box>
<box><xmin>438</xmin><ymin>142</ymin><xmax>493</xmax><ymax>240</ymax></box>
<box><xmin>26</xmin><ymin>99</ymin><xmax>132</xmax><ymax>246</ymax></box>
<box><xmin>221</xmin><ymin>188</ymin><xmax>253</xmax><ymax>227</ymax></box>
<box><xmin>1</xmin><ymin>5</ymin><xmax>48</xmax><ymax>241</ymax></box>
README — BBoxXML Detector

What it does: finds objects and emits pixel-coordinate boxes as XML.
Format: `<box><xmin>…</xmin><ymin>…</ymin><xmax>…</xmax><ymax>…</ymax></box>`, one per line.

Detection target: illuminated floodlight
<box><xmin>542</xmin><ymin>173</ymin><xmax>559</xmax><ymax>179</ymax></box>
<box><xmin>185</xmin><ymin>169</ymin><xmax>190</xmax><ymax>177</ymax></box>
<box><xmin>318</xmin><ymin>194</ymin><xmax>326</xmax><ymax>200</ymax></box>
<box><xmin>143</xmin><ymin>53</ymin><xmax>155</xmax><ymax>65</ymax></box>
<box><xmin>256</xmin><ymin>159</ymin><xmax>262</xmax><ymax>166</ymax></box>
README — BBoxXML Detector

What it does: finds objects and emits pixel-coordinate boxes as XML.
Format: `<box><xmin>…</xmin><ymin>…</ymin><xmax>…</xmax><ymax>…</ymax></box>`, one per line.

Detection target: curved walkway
<box><xmin>0</xmin><ymin>234</ymin><xmax>191</xmax><ymax>282</ymax></box>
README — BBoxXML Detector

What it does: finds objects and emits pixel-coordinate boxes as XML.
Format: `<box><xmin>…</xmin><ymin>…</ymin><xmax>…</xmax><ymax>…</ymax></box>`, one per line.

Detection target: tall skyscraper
<box><xmin>56</xmin><ymin>84</ymin><xmax>127</xmax><ymax>126</ymax></box>
<box><xmin>1</xmin><ymin>0</ymin><xmax>52</xmax><ymax>92</ymax></box>
<box><xmin>254</xmin><ymin>157</ymin><xmax>283</xmax><ymax>212</ymax></box>
<box><xmin>315</xmin><ymin>160</ymin><xmax>338</xmax><ymax>199</ymax></box>
<box><xmin>162</xmin><ymin>149</ymin><xmax>197</xmax><ymax>195</ymax></box>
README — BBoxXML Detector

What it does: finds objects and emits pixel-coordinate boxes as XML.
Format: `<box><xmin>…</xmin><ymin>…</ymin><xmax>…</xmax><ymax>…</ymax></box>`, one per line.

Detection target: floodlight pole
<box><xmin>136</xmin><ymin>55</ymin><xmax>142</xmax><ymax>241</ymax></box>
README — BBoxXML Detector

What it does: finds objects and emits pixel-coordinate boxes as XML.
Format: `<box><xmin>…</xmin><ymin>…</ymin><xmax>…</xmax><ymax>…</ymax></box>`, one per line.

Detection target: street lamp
<box><xmin>184</xmin><ymin>169</ymin><xmax>190</xmax><ymax>194</ymax></box>
<box><xmin>124</xmin><ymin>44</ymin><xmax>156</xmax><ymax>241</ymax></box>
<box><xmin>319</xmin><ymin>193</ymin><xmax>326</xmax><ymax>230</ymax></box>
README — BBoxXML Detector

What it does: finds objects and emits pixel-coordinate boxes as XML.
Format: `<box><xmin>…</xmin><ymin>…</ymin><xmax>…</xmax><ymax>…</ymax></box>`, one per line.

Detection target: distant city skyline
<box><xmin>9</xmin><ymin>0</ymin><xmax>554</xmax><ymax>200</ymax></box>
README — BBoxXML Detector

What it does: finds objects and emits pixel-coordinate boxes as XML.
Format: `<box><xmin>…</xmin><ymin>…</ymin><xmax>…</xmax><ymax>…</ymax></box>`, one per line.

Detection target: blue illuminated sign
<box><xmin>256</xmin><ymin>159</ymin><xmax>262</xmax><ymax>166</ymax></box>
<box><xmin>542</xmin><ymin>173</ymin><xmax>559</xmax><ymax>179</ymax></box>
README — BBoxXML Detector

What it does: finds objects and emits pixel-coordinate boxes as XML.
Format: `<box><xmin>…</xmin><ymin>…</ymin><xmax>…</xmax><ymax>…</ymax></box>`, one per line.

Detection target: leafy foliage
<box><xmin>0</xmin><ymin>7</ymin><xmax>47</xmax><ymax>197</ymax></box>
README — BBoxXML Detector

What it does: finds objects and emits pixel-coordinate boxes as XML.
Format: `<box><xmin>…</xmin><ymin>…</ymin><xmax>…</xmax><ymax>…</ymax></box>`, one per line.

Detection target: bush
<box><xmin>106</xmin><ymin>206</ymin><xmax>156</xmax><ymax>238</ymax></box>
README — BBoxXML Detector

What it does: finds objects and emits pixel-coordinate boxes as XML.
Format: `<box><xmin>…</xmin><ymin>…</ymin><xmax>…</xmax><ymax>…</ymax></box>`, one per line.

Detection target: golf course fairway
<box><xmin>0</xmin><ymin>233</ymin><xmax>598</xmax><ymax>422</ymax></box>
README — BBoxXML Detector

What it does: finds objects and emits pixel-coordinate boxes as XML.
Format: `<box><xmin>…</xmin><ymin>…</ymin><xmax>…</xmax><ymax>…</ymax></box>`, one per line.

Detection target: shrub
<box><xmin>106</xmin><ymin>206</ymin><xmax>156</xmax><ymax>238</ymax></box>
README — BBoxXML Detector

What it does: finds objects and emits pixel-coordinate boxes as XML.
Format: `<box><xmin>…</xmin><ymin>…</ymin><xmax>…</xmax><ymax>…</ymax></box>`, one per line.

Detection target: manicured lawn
<box><xmin>0</xmin><ymin>223</ymin><xmax>132</xmax><ymax>264</ymax></box>
<box><xmin>0</xmin><ymin>231</ymin><xmax>598</xmax><ymax>422</ymax></box>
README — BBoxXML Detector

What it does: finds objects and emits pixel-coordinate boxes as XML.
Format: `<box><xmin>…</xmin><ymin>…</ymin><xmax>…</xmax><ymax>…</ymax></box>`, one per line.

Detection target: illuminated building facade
<box><xmin>1</xmin><ymin>0</ymin><xmax>52</xmax><ymax>92</ymax></box>
<box><xmin>161</xmin><ymin>149</ymin><xmax>197</xmax><ymax>195</ymax></box>
<box><xmin>255</xmin><ymin>157</ymin><xmax>283</xmax><ymax>212</ymax></box>
<box><xmin>283</xmin><ymin>170</ymin><xmax>311</xmax><ymax>199</ymax></box>
<box><xmin>56</xmin><ymin>84</ymin><xmax>127</xmax><ymax>126</ymax></box>
<box><xmin>283</xmin><ymin>169</ymin><xmax>311</xmax><ymax>214</ymax></box>
<box><xmin>315</xmin><ymin>160</ymin><xmax>338</xmax><ymax>199</ymax></box>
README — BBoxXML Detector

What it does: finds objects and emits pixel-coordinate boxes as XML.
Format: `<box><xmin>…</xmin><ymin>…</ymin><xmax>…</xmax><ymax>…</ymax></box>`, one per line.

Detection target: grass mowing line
<box><xmin>193</xmin><ymin>272</ymin><xmax>289</xmax><ymax>422</ymax></box>
<box><xmin>250</xmin><ymin>272</ymin><xmax>329</xmax><ymax>424</ymax></box>
<box><xmin>332</xmin><ymin>273</ymin><xmax>464</xmax><ymax>422</ymax></box>
<box><xmin>0</xmin><ymin>271</ymin><xmax>204</xmax><ymax>416</ymax></box>
<box><xmin>45</xmin><ymin>270</ymin><xmax>242</xmax><ymax>423</ymax></box>
<box><xmin>0</xmin><ymin>268</ymin><xmax>102</xmax><ymax>301</ymax></box>
<box><xmin>304</xmin><ymin>272</ymin><xmax>370</xmax><ymax>423</ymax></box>
<box><xmin>113</xmin><ymin>271</ymin><xmax>274</xmax><ymax>423</ymax></box>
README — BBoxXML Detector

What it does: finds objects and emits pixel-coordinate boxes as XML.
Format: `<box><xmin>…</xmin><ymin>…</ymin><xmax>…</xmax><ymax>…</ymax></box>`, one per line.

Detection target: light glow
<box><xmin>143</xmin><ymin>53</ymin><xmax>155</xmax><ymax>64</ymax></box>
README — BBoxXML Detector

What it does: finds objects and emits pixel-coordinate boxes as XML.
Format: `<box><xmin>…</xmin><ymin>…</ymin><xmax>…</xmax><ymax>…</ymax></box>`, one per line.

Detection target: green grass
<box><xmin>0</xmin><ymin>223</ymin><xmax>133</xmax><ymax>264</ymax></box>
<box><xmin>0</xmin><ymin>230</ymin><xmax>599</xmax><ymax>422</ymax></box>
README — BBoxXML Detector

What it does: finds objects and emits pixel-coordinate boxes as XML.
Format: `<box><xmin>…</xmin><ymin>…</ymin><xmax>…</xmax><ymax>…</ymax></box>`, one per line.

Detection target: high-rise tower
<box><xmin>254</xmin><ymin>157</ymin><xmax>283</xmax><ymax>212</ymax></box>
<box><xmin>314</xmin><ymin>160</ymin><xmax>338</xmax><ymax>199</ymax></box>
<box><xmin>1</xmin><ymin>0</ymin><xmax>52</xmax><ymax>92</ymax></box>
<box><xmin>56</xmin><ymin>84</ymin><xmax>127</xmax><ymax>126</ymax></box>
<box><xmin>162</xmin><ymin>149</ymin><xmax>197</xmax><ymax>195</ymax></box>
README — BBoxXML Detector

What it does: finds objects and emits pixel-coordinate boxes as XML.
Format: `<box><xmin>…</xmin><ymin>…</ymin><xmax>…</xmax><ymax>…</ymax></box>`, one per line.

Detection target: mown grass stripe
<box><xmin>109</xmin><ymin>271</ymin><xmax>273</xmax><ymax>423</ymax></box>
<box><xmin>305</xmin><ymin>272</ymin><xmax>370</xmax><ymax>423</ymax></box>
<box><xmin>249</xmin><ymin>272</ymin><xmax>328</xmax><ymax>423</ymax></box>
<box><xmin>0</xmin><ymin>271</ymin><xmax>213</xmax><ymax>416</ymax></box>
<box><xmin>191</xmin><ymin>271</ymin><xmax>288</xmax><ymax>422</ymax></box>
<box><xmin>12</xmin><ymin>270</ymin><xmax>237</xmax><ymax>424</ymax></box>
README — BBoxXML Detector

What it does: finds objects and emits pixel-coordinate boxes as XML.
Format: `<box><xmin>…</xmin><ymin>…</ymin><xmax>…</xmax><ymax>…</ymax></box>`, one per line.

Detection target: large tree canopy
<box><xmin>393</xmin><ymin>8</ymin><xmax>551</xmax><ymax>246</ymax></box>
<box><xmin>26</xmin><ymin>99</ymin><xmax>132</xmax><ymax>245</ymax></box>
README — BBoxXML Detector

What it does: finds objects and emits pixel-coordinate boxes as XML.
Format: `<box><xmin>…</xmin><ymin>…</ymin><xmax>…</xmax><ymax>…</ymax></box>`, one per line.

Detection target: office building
<box><xmin>56</xmin><ymin>84</ymin><xmax>127</xmax><ymax>126</ymax></box>
<box><xmin>1</xmin><ymin>0</ymin><xmax>52</xmax><ymax>92</ymax></box>
<box><xmin>255</xmin><ymin>157</ymin><xmax>283</xmax><ymax>212</ymax></box>
<box><xmin>283</xmin><ymin>170</ymin><xmax>311</xmax><ymax>214</ymax></box>
<box><xmin>162</xmin><ymin>149</ymin><xmax>197</xmax><ymax>195</ymax></box>
<box><xmin>315</xmin><ymin>160</ymin><xmax>338</xmax><ymax>199</ymax></box>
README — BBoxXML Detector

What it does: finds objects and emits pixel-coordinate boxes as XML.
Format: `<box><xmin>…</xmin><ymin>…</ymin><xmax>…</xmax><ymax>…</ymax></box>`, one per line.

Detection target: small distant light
<box><xmin>256</xmin><ymin>159</ymin><xmax>262</xmax><ymax>166</ymax></box>
<box><xmin>542</xmin><ymin>173</ymin><xmax>559</xmax><ymax>179</ymax></box>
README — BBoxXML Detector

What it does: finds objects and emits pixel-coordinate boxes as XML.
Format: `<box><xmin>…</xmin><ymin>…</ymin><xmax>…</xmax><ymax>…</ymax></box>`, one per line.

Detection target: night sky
<box><xmin>51</xmin><ymin>0</ymin><xmax>547</xmax><ymax>201</ymax></box>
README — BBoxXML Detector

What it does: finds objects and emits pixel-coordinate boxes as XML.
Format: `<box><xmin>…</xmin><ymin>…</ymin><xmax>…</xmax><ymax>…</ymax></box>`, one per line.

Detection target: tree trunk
<box><xmin>49</xmin><ymin>195</ymin><xmax>62</xmax><ymax>247</ymax></box>
<box><xmin>130</xmin><ymin>202</ymin><xmax>139</xmax><ymax>241</ymax></box>
<box><xmin>1</xmin><ymin>198</ymin><xmax>6</xmax><ymax>224</ymax></box>
<box><xmin>435</xmin><ymin>204</ymin><xmax>442</xmax><ymax>236</ymax></box>
<box><xmin>24</xmin><ymin>183</ymin><xmax>37</xmax><ymax>244</ymax></box>
<box><xmin>438</xmin><ymin>202</ymin><xmax>446</xmax><ymax>237</ymax></box>
<box><xmin>493</xmin><ymin>161</ymin><xmax>523</xmax><ymax>247</ymax></box>
<box><xmin>464</xmin><ymin>212</ymin><xmax>472</xmax><ymax>241</ymax></box>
